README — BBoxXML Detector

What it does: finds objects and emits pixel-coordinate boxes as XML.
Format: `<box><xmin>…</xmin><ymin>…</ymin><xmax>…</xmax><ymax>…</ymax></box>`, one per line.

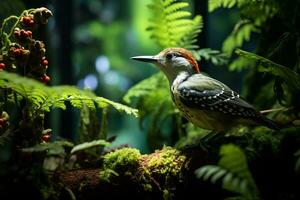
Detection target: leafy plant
<box><xmin>0</xmin><ymin>70</ymin><xmax>138</xmax><ymax>146</ymax></box>
<box><xmin>0</xmin><ymin>8</ymin><xmax>138</xmax><ymax>165</ymax></box>
<box><xmin>196</xmin><ymin>144</ymin><xmax>260</xmax><ymax>200</ymax></box>
<box><xmin>209</xmin><ymin>0</ymin><xmax>279</xmax><ymax>71</ymax></box>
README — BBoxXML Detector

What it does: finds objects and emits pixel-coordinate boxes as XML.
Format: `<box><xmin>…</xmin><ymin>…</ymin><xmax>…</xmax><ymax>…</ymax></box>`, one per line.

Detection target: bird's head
<box><xmin>131</xmin><ymin>48</ymin><xmax>200</xmax><ymax>82</ymax></box>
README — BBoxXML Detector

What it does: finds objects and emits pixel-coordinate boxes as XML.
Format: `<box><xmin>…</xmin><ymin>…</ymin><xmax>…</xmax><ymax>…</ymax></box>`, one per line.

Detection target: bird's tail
<box><xmin>258</xmin><ymin>116</ymin><xmax>281</xmax><ymax>130</ymax></box>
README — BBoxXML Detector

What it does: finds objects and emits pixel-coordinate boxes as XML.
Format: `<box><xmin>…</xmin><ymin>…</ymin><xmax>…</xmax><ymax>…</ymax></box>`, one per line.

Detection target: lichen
<box><xmin>100</xmin><ymin>147</ymin><xmax>141</xmax><ymax>181</ymax></box>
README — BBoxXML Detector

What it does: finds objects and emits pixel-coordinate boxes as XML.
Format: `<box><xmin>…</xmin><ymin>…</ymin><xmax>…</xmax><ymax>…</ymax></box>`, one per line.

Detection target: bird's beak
<box><xmin>131</xmin><ymin>55</ymin><xmax>158</xmax><ymax>63</ymax></box>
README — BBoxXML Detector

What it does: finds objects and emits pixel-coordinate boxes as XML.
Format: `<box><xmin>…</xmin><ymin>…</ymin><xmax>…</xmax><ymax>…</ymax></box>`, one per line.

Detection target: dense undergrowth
<box><xmin>0</xmin><ymin>0</ymin><xmax>300</xmax><ymax>200</ymax></box>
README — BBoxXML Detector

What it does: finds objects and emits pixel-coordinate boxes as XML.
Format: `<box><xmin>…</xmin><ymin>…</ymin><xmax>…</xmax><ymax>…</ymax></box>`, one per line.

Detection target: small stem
<box><xmin>260</xmin><ymin>107</ymin><xmax>291</xmax><ymax>114</ymax></box>
<box><xmin>0</xmin><ymin>16</ymin><xmax>18</xmax><ymax>51</ymax></box>
<box><xmin>100</xmin><ymin>107</ymin><xmax>108</xmax><ymax>140</ymax></box>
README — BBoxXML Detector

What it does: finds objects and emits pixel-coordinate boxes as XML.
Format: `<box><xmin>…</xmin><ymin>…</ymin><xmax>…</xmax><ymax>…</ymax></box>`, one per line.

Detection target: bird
<box><xmin>131</xmin><ymin>47</ymin><xmax>280</xmax><ymax>131</ymax></box>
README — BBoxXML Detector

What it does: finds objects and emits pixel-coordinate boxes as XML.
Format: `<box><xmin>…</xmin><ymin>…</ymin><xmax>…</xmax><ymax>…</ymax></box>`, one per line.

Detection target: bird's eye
<box><xmin>166</xmin><ymin>53</ymin><xmax>174</xmax><ymax>60</ymax></box>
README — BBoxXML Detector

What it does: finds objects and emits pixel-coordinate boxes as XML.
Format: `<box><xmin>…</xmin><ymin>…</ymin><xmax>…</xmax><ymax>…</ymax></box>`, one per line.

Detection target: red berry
<box><xmin>42</xmin><ymin>59</ymin><xmax>48</xmax><ymax>66</ymax></box>
<box><xmin>21</xmin><ymin>30</ymin><xmax>29</xmax><ymax>38</ymax></box>
<box><xmin>0</xmin><ymin>63</ymin><xmax>5</xmax><ymax>70</ymax></box>
<box><xmin>28</xmin><ymin>20</ymin><xmax>35</xmax><ymax>26</ymax></box>
<box><xmin>0</xmin><ymin>118</ymin><xmax>6</xmax><ymax>125</ymax></box>
<box><xmin>22</xmin><ymin>16</ymin><xmax>31</xmax><ymax>24</ymax></box>
<box><xmin>21</xmin><ymin>16</ymin><xmax>35</xmax><ymax>27</ymax></box>
<box><xmin>41</xmin><ymin>134</ymin><xmax>51</xmax><ymax>142</ymax></box>
<box><xmin>41</xmin><ymin>75</ymin><xmax>51</xmax><ymax>83</ymax></box>
<box><xmin>26</xmin><ymin>30</ymin><xmax>32</xmax><ymax>37</ymax></box>
<box><xmin>13</xmin><ymin>49</ymin><xmax>22</xmax><ymax>57</ymax></box>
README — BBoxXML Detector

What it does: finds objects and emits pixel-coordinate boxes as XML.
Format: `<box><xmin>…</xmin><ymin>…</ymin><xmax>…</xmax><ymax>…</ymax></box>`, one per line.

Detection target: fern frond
<box><xmin>196</xmin><ymin>165</ymin><xmax>248</xmax><ymax>193</ymax></box>
<box><xmin>210</xmin><ymin>0</ymin><xmax>279</xmax><ymax>71</ymax></box>
<box><xmin>164</xmin><ymin>2</ymin><xmax>188</xmax><ymax>13</ymax></box>
<box><xmin>196</xmin><ymin>144</ymin><xmax>260</xmax><ymax>199</ymax></box>
<box><xmin>209</xmin><ymin>0</ymin><xmax>237</xmax><ymax>12</ymax></box>
<box><xmin>147</xmin><ymin>0</ymin><xmax>202</xmax><ymax>49</ymax></box>
<box><xmin>192</xmin><ymin>48</ymin><xmax>229</xmax><ymax>66</ymax></box>
<box><xmin>222</xmin><ymin>20</ymin><xmax>257</xmax><ymax>55</ymax></box>
<box><xmin>236</xmin><ymin>49</ymin><xmax>300</xmax><ymax>90</ymax></box>
<box><xmin>0</xmin><ymin>71</ymin><xmax>138</xmax><ymax>117</ymax></box>
<box><xmin>228</xmin><ymin>56</ymin><xmax>254</xmax><ymax>71</ymax></box>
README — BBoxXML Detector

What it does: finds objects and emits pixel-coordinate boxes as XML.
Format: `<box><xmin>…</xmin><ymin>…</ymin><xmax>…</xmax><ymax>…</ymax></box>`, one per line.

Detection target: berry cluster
<box><xmin>0</xmin><ymin>7</ymin><xmax>52</xmax><ymax>84</ymax></box>
<box><xmin>0</xmin><ymin>111</ymin><xmax>9</xmax><ymax>131</ymax></box>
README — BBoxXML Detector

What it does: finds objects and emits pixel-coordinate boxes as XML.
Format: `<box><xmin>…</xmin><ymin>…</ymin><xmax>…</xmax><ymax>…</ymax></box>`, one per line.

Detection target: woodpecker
<box><xmin>131</xmin><ymin>47</ymin><xmax>280</xmax><ymax>131</ymax></box>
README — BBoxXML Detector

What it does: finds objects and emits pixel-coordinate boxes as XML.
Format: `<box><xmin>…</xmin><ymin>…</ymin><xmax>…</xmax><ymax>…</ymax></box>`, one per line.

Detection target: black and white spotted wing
<box><xmin>176</xmin><ymin>74</ymin><xmax>259</xmax><ymax>118</ymax></box>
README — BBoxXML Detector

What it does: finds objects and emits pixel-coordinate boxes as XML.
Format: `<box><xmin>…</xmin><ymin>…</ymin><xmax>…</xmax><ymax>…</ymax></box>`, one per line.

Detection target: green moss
<box><xmin>100</xmin><ymin>147</ymin><xmax>141</xmax><ymax>181</ymax></box>
<box><xmin>147</xmin><ymin>146</ymin><xmax>186</xmax><ymax>177</ymax></box>
<box><xmin>137</xmin><ymin>146</ymin><xmax>186</xmax><ymax>195</ymax></box>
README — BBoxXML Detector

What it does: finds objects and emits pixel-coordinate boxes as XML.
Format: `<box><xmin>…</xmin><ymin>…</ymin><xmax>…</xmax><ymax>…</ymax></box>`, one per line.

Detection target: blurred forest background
<box><xmin>0</xmin><ymin>0</ymin><xmax>242</xmax><ymax>153</ymax></box>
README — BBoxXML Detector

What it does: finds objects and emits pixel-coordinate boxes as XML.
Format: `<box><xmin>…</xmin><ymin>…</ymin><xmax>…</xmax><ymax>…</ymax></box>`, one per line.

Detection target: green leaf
<box><xmin>235</xmin><ymin>49</ymin><xmax>300</xmax><ymax>90</ymax></box>
<box><xmin>71</xmin><ymin>139</ymin><xmax>111</xmax><ymax>154</ymax></box>
<box><xmin>22</xmin><ymin>141</ymin><xmax>74</xmax><ymax>157</ymax></box>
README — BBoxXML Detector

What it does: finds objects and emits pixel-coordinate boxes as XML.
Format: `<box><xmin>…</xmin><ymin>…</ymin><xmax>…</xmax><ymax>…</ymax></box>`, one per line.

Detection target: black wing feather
<box><xmin>178</xmin><ymin>87</ymin><xmax>258</xmax><ymax>118</ymax></box>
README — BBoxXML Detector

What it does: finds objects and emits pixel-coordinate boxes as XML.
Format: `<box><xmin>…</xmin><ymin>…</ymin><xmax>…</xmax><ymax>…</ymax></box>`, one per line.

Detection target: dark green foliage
<box><xmin>209</xmin><ymin>0</ymin><xmax>279</xmax><ymax>70</ymax></box>
<box><xmin>236</xmin><ymin>49</ymin><xmax>300</xmax><ymax>91</ymax></box>
<box><xmin>196</xmin><ymin>144</ymin><xmax>260</xmax><ymax>200</ymax></box>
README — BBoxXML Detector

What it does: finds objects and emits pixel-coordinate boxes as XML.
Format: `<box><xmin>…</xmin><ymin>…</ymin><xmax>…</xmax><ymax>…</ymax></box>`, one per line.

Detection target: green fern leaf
<box><xmin>164</xmin><ymin>2</ymin><xmax>189</xmax><ymax>13</ymax></box>
<box><xmin>96</xmin><ymin>97</ymin><xmax>139</xmax><ymax>117</ymax></box>
<box><xmin>0</xmin><ymin>71</ymin><xmax>138</xmax><ymax>117</ymax></box>
<box><xmin>147</xmin><ymin>0</ymin><xmax>202</xmax><ymax>49</ymax></box>
<box><xmin>196</xmin><ymin>144</ymin><xmax>260</xmax><ymax>199</ymax></box>
<box><xmin>192</xmin><ymin>48</ymin><xmax>229</xmax><ymax>66</ymax></box>
<box><xmin>209</xmin><ymin>0</ymin><xmax>238</xmax><ymax>12</ymax></box>
<box><xmin>228</xmin><ymin>56</ymin><xmax>254</xmax><ymax>71</ymax></box>
<box><xmin>222</xmin><ymin>20</ymin><xmax>257</xmax><ymax>55</ymax></box>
